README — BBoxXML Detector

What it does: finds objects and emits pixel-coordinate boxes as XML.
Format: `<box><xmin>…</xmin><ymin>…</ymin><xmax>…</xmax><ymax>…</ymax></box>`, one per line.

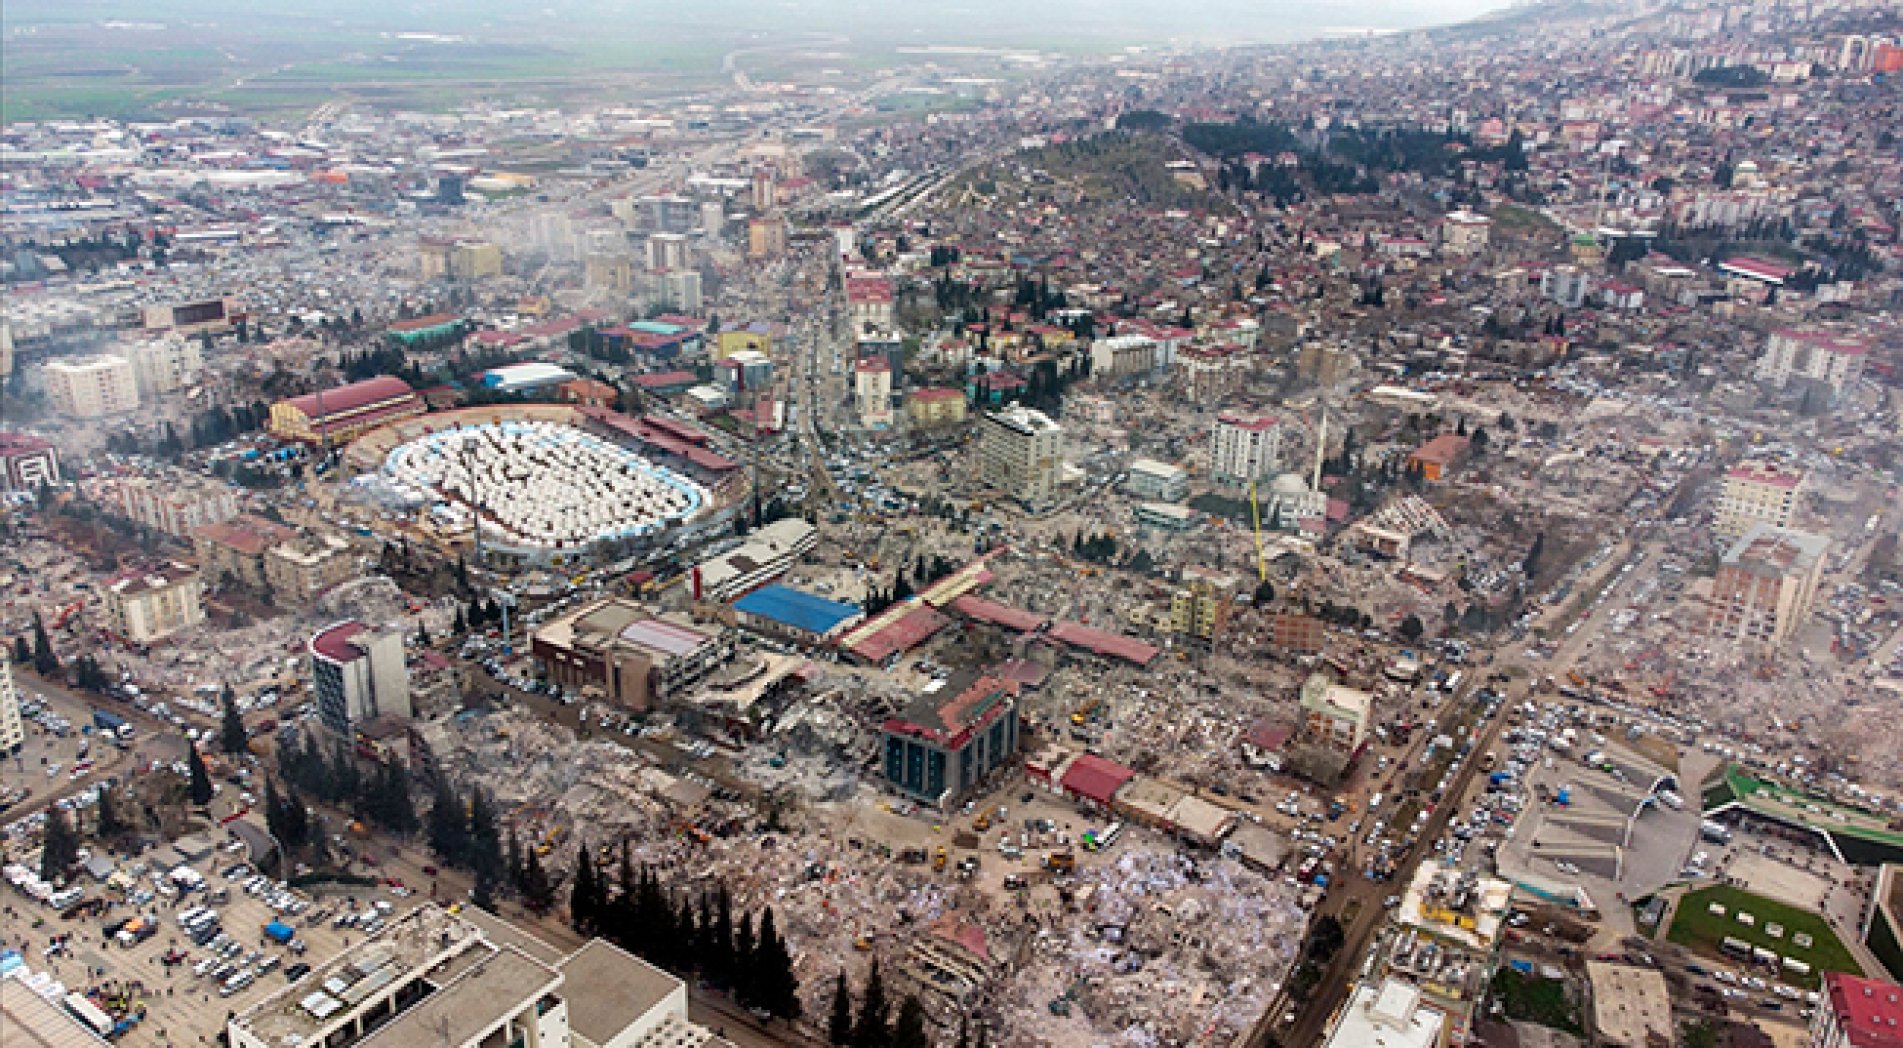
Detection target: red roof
<box><xmin>285</xmin><ymin>376</ymin><xmax>417</xmax><ymax>421</ymax></box>
<box><xmin>1059</xmin><ymin>754</ymin><xmax>1135</xmax><ymax>805</ymax></box>
<box><xmin>1046</xmin><ymin>621</ymin><xmax>1160</xmax><ymax>666</ymax></box>
<box><xmin>847</xmin><ymin>607</ymin><xmax>950</xmax><ymax>663</ymax></box>
<box><xmin>0</xmin><ymin>431</ymin><xmax>54</xmax><ymax>456</ymax></box>
<box><xmin>1721</xmin><ymin>256</ymin><xmax>1795</xmax><ymax>282</ymax></box>
<box><xmin>194</xmin><ymin>514</ymin><xmax>297</xmax><ymax>555</ymax></box>
<box><xmin>310</xmin><ymin>621</ymin><xmax>367</xmax><ymax>664</ymax></box>
<box><xmin>388</xmin><ymin>312</ymin><xmax>459</xmax><ymax>333</ymax></box>
<box><xmin>1218</xmin><ymin>411</ymin><xmax>1278</xmax><ymax>432</ymax></box>
<box><xmin>1409</xmin><ymin>433</ymin><xmax>1470</xmax><ymax>465</ymax></box>
<box><xmin>910</xmin><ymin>387</ymin><xmax>963</xmax><ymax>403</ymax></box>
<box><xmin>1824</xmin><ymin>973</ymin><xmax>1903</xmax><ymax>1048</ymax></box>
<box><xmin>1726</xmin><ymin>462</ymin><xmax>1802</xmax><ymax>489</ymax></box>
<box><xmin>950</xmin><ymin>594</ymin><xmax>1048</xmax><ymax>634</ymax></box>
<box><xmin>632</xmin><ymin>370</ymin><xmax>699</xmax><ymax>389</ymax></box>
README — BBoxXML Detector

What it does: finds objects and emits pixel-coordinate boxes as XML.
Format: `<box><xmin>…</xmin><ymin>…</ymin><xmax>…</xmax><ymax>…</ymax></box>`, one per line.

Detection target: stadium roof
<box><xmin>1059</xmin><ymin>754</ymin><xmax>1135</xmax><ymax>806</ymax></box>
<box><xmin>285</xmin><ymin>375</ymin><xmax>416</xmax><ymax>421</ymax></box>
<box><xmin>1703</xmin><ymin>764</ymin><xmax>1903</xmax><ymax>865</ymax></box>
<box><xmin>843</xmin><ymin>605</ymin><xmax>950</xmax><ymax>664</ymax></box>
<box><xmin>732</xmin><ymin>584</ymin><xmax>862</xmax><ymax>638</ymax></box>
<box><xmin>950</xmin><ymin>594</ymin><xmax>1049</xmax><ymax>634</ymax></box>
<box><xmin>1047</xmin><ymin>621</ymin><xmax>1160</xmax><ymax>666</ymax></box>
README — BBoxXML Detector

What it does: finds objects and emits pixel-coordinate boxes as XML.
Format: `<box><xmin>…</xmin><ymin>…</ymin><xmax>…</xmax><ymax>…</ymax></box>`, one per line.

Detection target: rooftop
<box><xmin>284</xmin><ymin>376</ymin><xmax>417</xmax><ymax>422</ymax></box>
<box><xmin>1216</xmin><ymin>411</ymin><xmax>1278</xmax><ymax>432</ymax></box>
<box><xmin>1586</xmin><ymin>962</ymin><xmax>1675</xmax><ymax>1048</ymax></box>
<box><xmin>887</xmin><ymin>673</ymin><xmax>1016</xmax><ymax>746</ymax></box>
<box><xmin>1722</xmin><ymin>523</ymin><xmax>1829</xmax><ymax>575</ymax></box>
<box><xmin>731</xmin><ymin>584</ymin><xmax>863</xmax><ymax>636</ymax></box>
<box><xmin>309</xmin><ymin>620</ymin><xmax>368</xmax><ymax>664</ymax></box>
<box><xmin>1824</xmin><ymin>972</ymin><xmax>1903</xmax><ymax>1048</ymax></box>
<box><xmin>556</xmin><ymin>939</ymin><xmax>682</xmax><ymax>1046</ymax></box>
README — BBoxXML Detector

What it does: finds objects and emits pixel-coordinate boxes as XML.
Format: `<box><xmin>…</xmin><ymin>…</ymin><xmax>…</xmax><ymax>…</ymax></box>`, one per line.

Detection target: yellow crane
<box><xmin>1248</xmin><ymin>478</ymin><xmax>1268</xmax><ymax>583</ymax></box>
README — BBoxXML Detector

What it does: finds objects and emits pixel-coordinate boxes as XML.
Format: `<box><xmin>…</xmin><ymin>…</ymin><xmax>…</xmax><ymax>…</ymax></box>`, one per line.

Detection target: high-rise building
<box><xmin>1758</xmin><ymin>328</ymin><xmax>1868</xmax><ymax>402</ymax></box>
<box><xmin>1715</xmin><ymin>460</ymin><xmax>1803</xmax><ymax>544</ymax></box>
<box><xmin>110</xmin><ymin>475</ymin><xmax>241</xmax><ymax>539</ymax></box>
<box><xmin>1169</xmin><ymin>567</ymin><xmax>1241</xmax><ymax>645</ymax></box>
<box><xmin>854</xmin><ymin>357</ymin><xmax>894</xmax><ymax>429</ymax></box>
<box><xmin>309</xmin><ymin>621</ymin><xmax>411</xmax><ymax>735</ymax></box>
<box><xmin>528</xmin><ymin>211</ymin><xmax>578</xmax><ymax>262</ymax></box>
<box><xmin>0</xmin><ymin>660</ymin><xmax>23</xmax><ymax>757</ymax></box>
<box><xmin>43</xmin><ymin>355</ymin><xmax>139</xmax><ymax>418</ymax></box>
<box><xmin>1706</xmin><ymin>524</ymin><xmax>1828</xmax><ymax>656</ymax></box>
<box><xmin>978</xmin><ymin>405</ymin><xmax>1063</xmax><ymax>505</ymax></box>
<box><xmin>448</xmin><ymin>241</ymin><xmax>503</xmax><ymax>281</ymax></box>
<box><xmin>125</xmin><ymin>335</ymin><xmax>204</xmax><ymax>396</ymax></box>
<box><xmin>881</xmin><ymin>674</ymin><xmax>1021</xmax><ymax>807</ymax></box>
<box><xmin>1209</xmin><ymin>412</ymin><xmax>1282</xmax><ymax>488</ymax></box>
<box><xmin>103</xmin><ymin>562</ymin><xmax>205</xmax><ymax>644</ymax></box>
<box><xmin>646</xmin><ymin>232</ymin><xmax>692</xmax><ymax>271</ymax></box>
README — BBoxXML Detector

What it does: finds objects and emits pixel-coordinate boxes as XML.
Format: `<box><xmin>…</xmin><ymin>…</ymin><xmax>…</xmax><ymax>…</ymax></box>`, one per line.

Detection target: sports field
<box><xmin>1665</xmin><ymin>884</ymin><xmax>1861</xmax><ymax>988</ymax></box>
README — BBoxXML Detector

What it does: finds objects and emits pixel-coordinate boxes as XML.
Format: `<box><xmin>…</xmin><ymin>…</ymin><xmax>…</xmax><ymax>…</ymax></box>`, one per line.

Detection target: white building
<box><xmin>1440</xmin><ymin>210</ymin><xmax>1492</xmax><ymax>255</ymax></box>
<box><xmin>103</xmin><ymin>562</ymin><xmax>205</xmax><ymax>644</ymax></box>
<box><xmin>528</xmin><ymin>211</ymin><xmax>579</xmax><ymax>262</ymax></box>
<box><xmin>1265</xmin><ymin>472</ymin><xmax>1327</xmax><ymax>529</ymax></box>
<box><xmin>309</xmin><ymin>621</ymin><xmax>411</xmax><ymax>735</ymax></box>
<box><xmin>227</xmin><ymin>905</ymin><xmax>731</xmax><ymax>1048</ymax></box>
<box><xmin>1090</xmin><ymin>333</ymin><xmax>1159</xmax><ymax>378</ymax></box>
<box><xmin>1209</xmin><ymin>412</ymin><xmax>1283</xmax><ymax>488</ymax></box>
<box><xmin>1322</xmin><ymin>979</ymin><xmax>1444</xmax><ymax>1048</ymax></box>
<box><xmin>111</xmin><ymin>476</ymin><xmax>242</xmax><ymax>539</ymax></box>
<box><xmin>1300</xmin><ymin>672</ymin><xmax>1372</xmax><ymax>754</ymax></box>
<box><xmin>1541</xmin><ymin>265</ymin><xmax>1591</xmax><ymax>308</ymax></box>
<box><xmin>691</xmin><ymin>518</ymin><xmax>819</xmax><ymax>602</ymax></box>
<box><xmin>854</xmin><ymin>358</ymin><xmax>894</xmax><ymax>429</ymax></box>
<box><xmin>1756</xmin><ymin>328</ymin><xmax>1868</xmax><ymax>401</ymax></box>
<box><xmin>43</xmin><ymin>355</ymin><xmax>139</xmax><ymax>418</ymax></box>
<box><xmin>1124</xmin><ymin>458</ymin><xmax>1188</xmax><ymax>502</ymax></box>
<box><xmin>979</xmin><ymin>405</ymin><xmax>1063</xmax><ymax>505</ymax></box>
<box><xmin>0</xmin><ymin>660</ymin><xmax>23</xmax><ymax>757</ymax></box>
<box><xmin>125</xmin><ymin>335</ymin><xmax>204</xmax><ymax>396</ymax></box>
<box><xmin>1714</xmin><ymin>460</ymin><xmax>1803</xmax><ymax>544</ymax></box>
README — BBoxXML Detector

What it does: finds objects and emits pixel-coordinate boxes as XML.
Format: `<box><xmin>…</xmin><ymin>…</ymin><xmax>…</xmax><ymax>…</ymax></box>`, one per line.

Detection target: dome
<box><xmin>1270</xmin><ymin>472</ymin><xmax>1309</xmax><ymax>496</ymax></box>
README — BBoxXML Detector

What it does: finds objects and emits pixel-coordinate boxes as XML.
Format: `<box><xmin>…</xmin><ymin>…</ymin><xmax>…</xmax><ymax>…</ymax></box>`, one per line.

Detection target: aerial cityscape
<box><xmin>2</xmin><ymin>0</ymin><xmax>1902</xmax><ymax>1046</ymax></box>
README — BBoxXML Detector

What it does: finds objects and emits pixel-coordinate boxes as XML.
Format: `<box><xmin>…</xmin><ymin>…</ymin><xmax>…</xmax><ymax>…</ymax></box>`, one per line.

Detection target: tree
<box><xmin>427</xmin><ymin>781</ymin><xmax>469</xmax><ymax>867</ymax></box>
<box><xmin>570</xmin><ymin>842</ymin><xmax>603</xmax><ymax>933</ymax></box>
<box><xmin>30</xmin><ymin>612</ymin><xmax>58</xmax><ymax>676</ymax></box>
<box><xmin>220</xmin><ymin>687</ymin><xmax>249</xmax><ymax>754</ymax></box>
<box><xmin>95</xmin><ymin>787</ymin><xmax>128</xmax><ymax>839</ymax></box>
<box><xmin>732</xmin><ymin>911</ymin><xmax>758</xmax><ymax>1007</ymax></box>
<box><xmin>1253</xmin><ymin>580</ymin><xmax>1276</xmax><ymax>606</ymax></box>
<box><xmin>1399</xmin><ymin>614</ymin><xmax>1424</xmax><ymax>644</ymax></box>
<box><xmin>828</xmin><ymin>971</ymin><xmax>856</xmax><ymax>1046</ymax></box>
<box><xmin>11</xmin><ymin>636</ymin><xmax>28</xmax><ymax>665</ymax></box>
<box><xmin>753</xmin><ymin>907</ymin><xmax>802</xmax><ymax>1021</ymax></box>
<box><xmin>40</xmin><ymin>807</ymin><xmax>79</xmax><ymax>882</ymax></box>
<box><xmin>466</xmin><ymin>789</ymin><xmax>504</xmax><ymax>883</ymax></box>
<box><xmin>187</xmin><ymin>747</ymin><xmax>214</xmax><ymax>807</ymax></box>
<box><xmin>519</xmin><ymin>846</ymin><xmax>556</xmax><ymax>914</ymax></box>
<box><xmin>851</xmin><ymin>961</ymin><xmax>891</xmax><ymax>1048</ymax></box>
<box><xmin>1522</xmin><ymin>531</ymin><xmax>1547</xmax><ymax>580</ymax></box>
<box><xmin>890</xmin><ymin>996</ymin><xmax>929</xmax><ymax>1048</ymax></box>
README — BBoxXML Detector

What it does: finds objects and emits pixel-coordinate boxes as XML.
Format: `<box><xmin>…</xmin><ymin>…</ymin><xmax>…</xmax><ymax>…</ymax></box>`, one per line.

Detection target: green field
<box><xmin>1665</xmin><ymin>885</ymin><xmax>1861</xmax><ymax>988</ymax></box>
<box><xmin>1489</xmin><ymin>969</ymin><xmax>1583</xmax><ymax>1035</ymax></box>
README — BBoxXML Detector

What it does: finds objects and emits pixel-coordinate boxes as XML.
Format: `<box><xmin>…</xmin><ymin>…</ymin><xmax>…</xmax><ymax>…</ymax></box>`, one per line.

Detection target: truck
<box><xmin>92</xmin><ymin>710</ymin><xmax>133</xmax><ymax>739</ymax></box>
<box><xmin>1655</xmin><ymin>790</ymin><xmax>1684</xmax><ymax>811</ymax></box>
<box><xmin>262</xmin><ymin>920</ymin><xmax>295</xmax><ymax>945</ymax></box>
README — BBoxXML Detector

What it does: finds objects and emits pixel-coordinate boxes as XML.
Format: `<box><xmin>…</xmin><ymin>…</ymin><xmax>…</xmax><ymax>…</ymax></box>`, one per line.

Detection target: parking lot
<box><xmin>3</xmin><ymin>830</ymin><xmax>414</xmax><ymax>1047</ymax></box>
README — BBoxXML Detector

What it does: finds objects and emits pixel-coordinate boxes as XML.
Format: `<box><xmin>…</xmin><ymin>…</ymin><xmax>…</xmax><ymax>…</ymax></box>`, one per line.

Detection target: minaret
<box><xmin>1312</xmin><ymin>408</ymin><xmax>1327</xmax><ymax>491</ymax></box>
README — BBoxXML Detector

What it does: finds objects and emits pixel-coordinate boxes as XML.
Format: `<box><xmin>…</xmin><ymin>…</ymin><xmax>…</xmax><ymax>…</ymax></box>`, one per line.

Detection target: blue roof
<box><xmin>732</xmin><ymin>584</ymin><xmax>862</xmax><ymax>636</ymax></box>
<box><xmin>629</xmin><ymin>321</ymin><xmax>687</xmax><ymax>336</ymax></box>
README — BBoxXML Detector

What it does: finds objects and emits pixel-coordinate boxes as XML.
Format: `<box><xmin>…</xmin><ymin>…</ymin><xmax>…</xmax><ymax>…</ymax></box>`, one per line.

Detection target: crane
<box><xmin>1248</xmin><ymin>478</ymin><xmax>1268</xmax><ymax>583</ymax></box>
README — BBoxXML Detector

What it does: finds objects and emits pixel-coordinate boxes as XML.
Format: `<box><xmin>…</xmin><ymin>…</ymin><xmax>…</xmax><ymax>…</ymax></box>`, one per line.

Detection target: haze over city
<box><xmin>2</xmin><ymin>1</ymin><xmax>1901</xmax><ymax>1048</ymax></box>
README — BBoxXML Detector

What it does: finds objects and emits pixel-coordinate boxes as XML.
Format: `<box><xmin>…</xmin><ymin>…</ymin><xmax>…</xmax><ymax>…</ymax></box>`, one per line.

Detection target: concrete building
<box><xmin>978</xmin><ymin>405</ymin><xmax>1063</xmax><ymax>506</ymax></box>
<box><xmin>194</xmin><ymin>514</ymin><xmax>300</xmax><ymax>590</ymax></box>
<box><xmin>1758</xmin><ymin>328</ymin><xmax>1868</xmax><ymax>402</ymax></box>
<box><xmin>124</xmin><ymin>335</ymin><xmax>204</xmax><ymax>396</ymax></box>
<box><xmin>852</xmin><ymin>357</ymin><xmax>894</xmax><ymax>429</ymax></box>
<box><xmin>881</xmin><ymin>673</ymin><xmax>1021</xmax><ymax>808</ymax></box>
<box><xmin>1586</xmin><ymin>962</ymin><xmax>1674</xmax><ymax>1048</ymax></box>
<box><xmin>1265</xmin><ymin>472</ymin><xmax>1327</xmax><ymax>530</ymax></box>
<box><xmin>263</xmin><ymin>532</ymin><xmax>359</xmax><ymax>605</ymax></box>
<box><xmin>730</xmin><ymin>584</ymin><xmax>864</xmax><ymax>646</ymax></box>
<box><xmin>1177</xmin><ymin>344</ymin><xmax>1249</xmax><ymax>403</ymax></box>
<box><xmin>1209</xmin><ymin>412</ymin><xmax>1282</xmax><ymax>488</ymax></box>
<box><xmin>1715</xmin><ymin>460</ymin><xmax>1804</xmax><ymax>544</ymax></box>
<box><xmin>1440</xmin><ymin>210</ymin><xmax>1492</xmax><ymax>255</ymax></box>
<box><xmin>227</xmin><ymin>904</ymin><xmax>731</xmax><ymax>1048</ymax></box>
<box><xmin>713</xmin><ymin>326</ymin><xmax>772</xmax><ymax>360</ymax></box>
<box><xmin>1322</xmin><ymin>979</ymin><xmax>1445</xmax><ymax>1048</ymax></box>
<box><xmin>43</xmin><ymin>354</ymin><xmax>139</xmax><ymax>418</ymax></box>
<box><xmin>1170</xmin><ymin>566</ymin><xmax>1241</xmax><ymax>645</ymax></box>
<box><xmin>1091</xmin><ymin>333</ymin><xmax>1159</xmax><ymax>378</ymax></box>
<box><xmin>689</xmin><ymin>518</ymin><xmax>818</xmax><ymax>603</ymax></box>
<box><xmin>906</xmin><ymin>387</ymin><xmax>967</xmax><ymax>427</ymax></box>
<box><xmin>1407</xmin><ymin>433</ymin><xmax>1470</xmax><ymax>482</ymax></box>
<box><xmin>1864</xmin><ymin>864</ymin><xmax>1903</xmax><ymax>983</ymax></box>
<box><xmin>0</xmin><ymin>661</ymin><xmax>23</xmax><ymax>757</ymax></box>
<box><xmin>845</xmin><ymin>276</ymin><xmax>895</xmax><ymax>333</ymax></box>
<box><xmin>1124</xmin><ymin>458</ymin><xmax>1189</xmax><ymax>502</ymax></box>
<box><xmin>309</xmin><ymin>621</ymin><xmax>412</xmax><ymax>735</ymax></box>
<box><xmin>1542</xmin><ymin>264</ymin><xmax>1591</xmax><ymax>308</ymax></box>
<box><xmin>448</xmin><ymin>240</ymin><xmax>503</xmax><ymax>281</ymax></box>
<box><xmin>268</xmin><ymin>375</ymin><xmax>423</xmax><ymax>446</ymax></box>
<box><xmin>716</xmin><ymin>349</ymin><xmax>773</xmax><ymax>394</ymax></box>
<box><xmin>103</xmin><ymin>562</ymin><xmax>205</xmax><ymax>644</ymax></box>
<box><xmin>111</xmin><ymin>476</ymin><xmax>241</xmax><ymax>539</ymax></box>
<box><xmin>532</xmin><ymin>599</ymin><xmax>735</xmax><ymax>711</ymax></box>
<box><xmin>1299</xmin><ymin>672</ymin><xmax>1372</xmax><ymax>754</ymax></box>
<box><xmin>1706</xmin><ymin>524</ymin><xmax>1829</xmax><ymax>655</ymax></box>
<box><xmin>1810</xmin><ymin>972</ymin><xmax>1903</xmax><ymax>1048</ymax></box>
<box><xmin>0</xmin><ymin>430</ymin><xmax>60</xmax><ymax>491</ymax></box>
<box><xmin>142</xmin><ymin>297</ymin><xmax>240</xmax><ymax>337</ymax></box>
<box><xmin>748</xmin><ymin>216</ymin><xmax>788</xmax><ymax>259</ymax></box>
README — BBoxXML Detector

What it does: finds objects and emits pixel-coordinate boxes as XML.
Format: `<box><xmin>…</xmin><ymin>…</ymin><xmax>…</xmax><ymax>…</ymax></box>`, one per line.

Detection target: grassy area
<box><xmin>1492</xmin><ymin>204</ymin><xmax>1560</xmax><ymax>234</ymax></box>
<box><xmin>1666</xmin><ymin>884</ymin><xmax>1861</xmax><ymax>988</ymax></box>
<box><xmin>1490</xmin><ymin>969</ymin><xmax>1583</xmax><ymax>1035</ymax></box>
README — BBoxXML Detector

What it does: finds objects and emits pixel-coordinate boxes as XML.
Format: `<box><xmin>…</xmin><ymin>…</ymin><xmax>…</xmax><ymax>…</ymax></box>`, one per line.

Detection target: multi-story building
<box><xmin>532</xmin><ymin>599</ymin><xmax>735</xmax><ymax>711</ymax></box>
<box><xmin>1321</xmin><ymin>979</ymin><xmax>1445</xmax><ymax>1048</ymax></box>
<box><xmin>1299</xmin><ymin>672</ymin><xmax>1372</xmax><ymax>754</ymax></box>
<box><xmin>881</xmin><ymin>673</ymin><xmax>1021</xmax><ymax>808</ymax></box>
<box><xmin>747</xmin><ymin>216</ymin><xmax>787</xmax><ymax>259</ymax></box>
<box><xmin>309</xmin><ymin>621</ymin><xmax>412</xmax><ymax>735</ymax></box>
<box><xmin>124</xmin><ymin>335</ymin><xmax>204</xmax><ymax>396</ymax></box>
<box><xmin>646</xmin><ymin>232</ymin><xmax>692</xmax><ymax>271</ymax></box>
<box><xmin>1090</xmin><ymin>333</ymin><xmax>1159</xmax><ymax>378</ymax></box>
<box><xmin>713</xmin><ymin>325</ymin><xmax>773</xmax><ymax>360</ymax></box>
<box><xmin>1810</xmin><ymin>972</ymin><xmax>1903</xmax><ymax>1048</ymax></box>
<box><xmin>1706</xmin><ymin>524</ymin><xmax>1829</xmax><ymax>656</ymax></box>
<box><xmin>227</xmin><ymin>904</ymin><xmax>731</xmax><ymax>1048</ymax></box>
<box><xmin>978</xmin><ymin>405</ymin><xmax>1063</xmax><ymax>506</ymax></box>
<box><xmin>1382</xmin><ymin>864</ymin><xmax>1516</xmax><ymax>1046</ymax></box>
<box><xmin>717</xmin><ymin>349</ymin><xmax>774</xmax><ymax>394</ymax></box>
<box><xmin>142</xmin><ymin>297</ymin><xmax>240</xmax><ymax>337</ymax></box>
<box><xmin>0</xmin><ymin>431</ymin><xmax>60</xmax><ymax>492</ymax></box>
<box><xmin>1541</xmin><ymin>264</ymin><xmax>1591</xmax><ymax>308</ymax></box>
<box><xmin>845</xmin><ymin>276</ymin><xmax>894</xmax><ymax>333</ymax></box>
<box><xmin>268</xmin><ymin>375</ymin><xmax>423</xmax><ymax>446</ymax></box>
<box><xmin>448</xmin><ymin>240</ymin><xmax>503</xmax><ymax>281</ymax></box>
<box><xmin>854</xmin><ymin>357</ymin><xmax>895</xmax><ymax>429</ymax></box>
<box><xmin>103</xmin><ymin>562</ymin><xmax>205</xmax><ymax>644</ymax></box>
<box><xmin>0</xmin><ymin>660</ymin><xmax>23</xmax><ymax>757</ymax></box>
<box><xmin>1176</xmin><ymin>344</ymin><xmax>1248</xmax><ymax>403</ymax></box>
<box><xmin>43</xmin><ymin>354</ymin><xmax>139</xmax><ymax>418</ymax></box>
<box><xmin>1124</xmin><ymin>458</ymin><xmax>1189</xmax><ymax>502</ymax></box>
<box><xmin>1440</xmin><ymin>210</ymin><xmax>1492</xmax><ymax>255</ymax></box>
<box><xmin>689</xmin><ymin>518</ymin><xmax>818</xmax><ymax>603</ymax></box>
<box><xmin>195</xmin><ymin>514</ymin><xmax>301</xmax><ymax>590</ymax></box>
<box><xmin>1209</xmin><ymin>412</ymin><xmax>1282</xmax><ymax>488</ymax></box>
<box><xmin>1169</xmin><ymin>567</ymin><xmax>1241</xmax><ymax>645</ymax></box>
<box><xmin>111</xmin><ymin>475</ymin><xmax>242</xmax><ymax>539</ymax></box>
<box><xmin>263</xmin><ymin>533</ymin><xmax>359</xmax><ymax>605</ymax></box>
<box><xmin>1715</xmin><ymin>460</ymin><xmax>1804</xmax><ymax>544</ymax></box>
<box><xmin>1758</xmin><ymin>328</ymin><xmax>1869</xmax><ymax>402</ymax></box>
<box><xmin>906</xmin><ymin>387</ymin><xmax>967</xmax><ymax>427</ymax></box>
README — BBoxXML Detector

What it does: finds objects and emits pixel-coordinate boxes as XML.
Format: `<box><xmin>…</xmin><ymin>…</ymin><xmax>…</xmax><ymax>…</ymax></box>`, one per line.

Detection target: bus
<box><xmin>1720</xmin><ymin>936</ymin><xmax>1753</xmax><ymax>960</ymax></box>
